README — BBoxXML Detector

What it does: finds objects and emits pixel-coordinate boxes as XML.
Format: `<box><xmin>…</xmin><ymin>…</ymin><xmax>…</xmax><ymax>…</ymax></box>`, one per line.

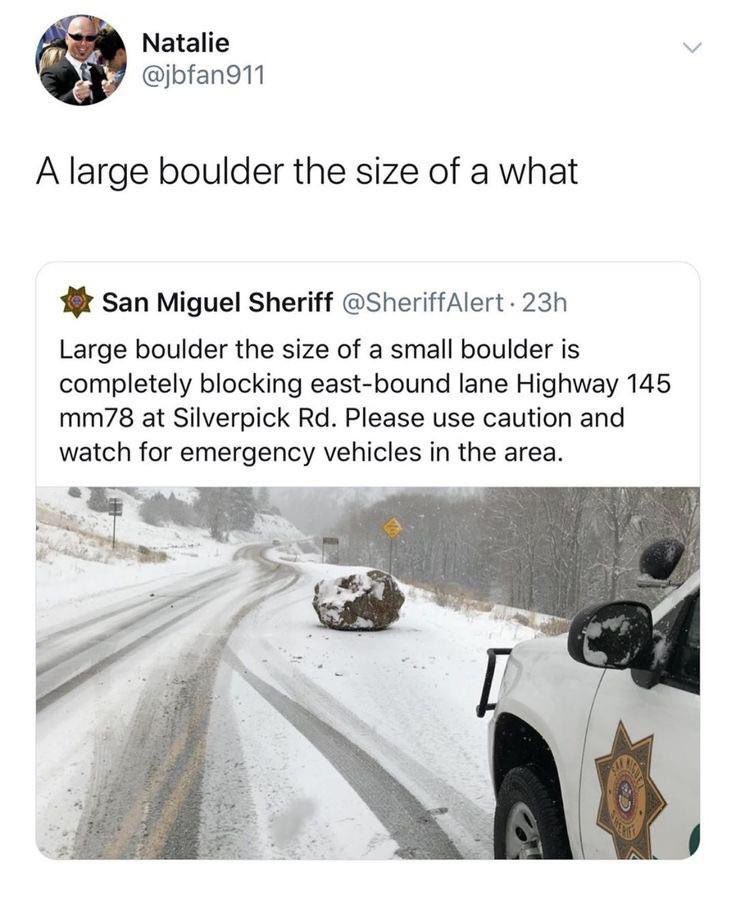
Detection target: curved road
<box><xmin>36</xmin><ymin>545</ymin><xmax>469</xmax><ymax>859</ymax></box>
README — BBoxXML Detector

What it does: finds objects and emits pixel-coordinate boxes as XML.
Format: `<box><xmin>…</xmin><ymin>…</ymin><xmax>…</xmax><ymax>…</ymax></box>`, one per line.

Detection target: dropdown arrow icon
<box><xmin>683</xmin><ymin>41</ymin><xmax>702</xmax><ymax>53</ymax></box>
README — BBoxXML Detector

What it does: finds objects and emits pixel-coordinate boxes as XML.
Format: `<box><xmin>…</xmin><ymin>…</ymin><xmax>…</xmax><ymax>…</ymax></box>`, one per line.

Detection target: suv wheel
<box><xmin>494</xmin><ymin>767</ymin><xmax>572</xmax><ymax>859</ymax></box>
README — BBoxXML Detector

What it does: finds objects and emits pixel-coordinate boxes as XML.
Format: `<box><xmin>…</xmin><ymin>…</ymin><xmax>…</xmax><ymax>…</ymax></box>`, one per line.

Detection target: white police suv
<box><xmin>477</xmin><ymin>539</ymin><xmax>699</xmax><ymax>859</ymax></box>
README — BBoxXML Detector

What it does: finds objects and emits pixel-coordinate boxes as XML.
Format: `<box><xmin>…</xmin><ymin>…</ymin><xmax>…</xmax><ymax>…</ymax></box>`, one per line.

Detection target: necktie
<box><xmin>80</xmin><ymin>62</ymin><xmax>90</xmax><ymax>101</ymax></box>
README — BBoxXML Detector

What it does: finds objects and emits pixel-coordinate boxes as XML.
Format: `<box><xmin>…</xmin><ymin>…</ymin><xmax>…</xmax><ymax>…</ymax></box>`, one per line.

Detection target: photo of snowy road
<box><xmin>37</xmin><ymin>485</ymin><xmax>697</xmax><ymax>859</ymax></box>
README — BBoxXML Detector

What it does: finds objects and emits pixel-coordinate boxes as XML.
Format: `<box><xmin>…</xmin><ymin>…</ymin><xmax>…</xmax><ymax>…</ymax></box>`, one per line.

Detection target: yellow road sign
<box><xmin>382</xmin><ymin>517</ymin><xmax>403</xmax><ymax>539</ymax></box>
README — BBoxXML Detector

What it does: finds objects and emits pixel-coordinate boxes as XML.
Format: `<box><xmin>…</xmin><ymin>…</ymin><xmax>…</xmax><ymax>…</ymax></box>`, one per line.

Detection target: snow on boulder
<box><xmin>312</xmin><ymin>570</ymin><xmax>404</xmax><ymax>631</ymax></box>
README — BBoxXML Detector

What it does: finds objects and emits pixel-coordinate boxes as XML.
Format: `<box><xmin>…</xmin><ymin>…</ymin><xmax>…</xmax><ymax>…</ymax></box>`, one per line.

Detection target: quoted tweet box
<box><xmin>36</xmin><ymin>261</ymin><xmax>699</xmax><ymax>487</ymax></box>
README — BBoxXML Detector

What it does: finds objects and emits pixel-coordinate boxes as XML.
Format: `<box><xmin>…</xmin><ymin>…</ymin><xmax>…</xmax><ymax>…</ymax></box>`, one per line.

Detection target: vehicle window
<box><xmin>662</xmin><ymin>593</ymin><xmax>700</xmax><ymax>693</ymax></box>
<box><xmin>651</xmin><ymin>587</ymin><xmax>696</xmax><ymax>641</ymax></box>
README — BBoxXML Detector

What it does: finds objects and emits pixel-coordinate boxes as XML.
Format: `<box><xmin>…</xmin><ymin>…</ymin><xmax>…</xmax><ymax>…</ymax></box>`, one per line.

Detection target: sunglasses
<box><xmin>67</xmin><ymin>33</ymin><xmax>98</xmax><ymax>42</ymax></box>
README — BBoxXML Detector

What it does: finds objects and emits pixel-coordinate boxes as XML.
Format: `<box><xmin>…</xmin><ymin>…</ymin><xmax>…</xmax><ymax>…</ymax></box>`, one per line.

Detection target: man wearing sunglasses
<box><xmin>40</xmin><ymin>16</ymin><xmax>107</xmax><ymax>105</ymax></box>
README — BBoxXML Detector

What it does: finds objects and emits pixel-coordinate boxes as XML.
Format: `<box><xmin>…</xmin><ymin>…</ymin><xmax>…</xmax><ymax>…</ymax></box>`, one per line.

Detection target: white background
<box><xmin>2</xmin><ymin>0</ymin><xmax>734</xmax><ymax>898</ymax></box>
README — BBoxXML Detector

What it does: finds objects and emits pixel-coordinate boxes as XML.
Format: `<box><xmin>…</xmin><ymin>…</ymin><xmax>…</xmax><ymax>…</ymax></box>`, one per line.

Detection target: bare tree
<box><xmin>329</xmin><ymin>487</ymin><xmax>699</xmax><ymax>618</ymax></box>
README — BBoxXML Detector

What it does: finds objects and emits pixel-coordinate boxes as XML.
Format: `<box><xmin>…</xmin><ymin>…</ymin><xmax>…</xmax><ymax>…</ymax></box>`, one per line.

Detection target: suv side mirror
<box><xmin>639</xmin><ymin>538</ymin><xmax>684</xmax><ymax>581</ymax></box>
<box><xmin>568</xmin><ymin>601</ymin><xmax>654</xmax><ymax>670</ymax></box>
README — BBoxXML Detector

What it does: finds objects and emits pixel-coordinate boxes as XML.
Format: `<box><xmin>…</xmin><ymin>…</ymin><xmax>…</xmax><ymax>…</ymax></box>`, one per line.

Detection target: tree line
<box><xmin>333</xmin><ymin>488</ymin><xmax>699</xmax><ymax>618</ymax></box>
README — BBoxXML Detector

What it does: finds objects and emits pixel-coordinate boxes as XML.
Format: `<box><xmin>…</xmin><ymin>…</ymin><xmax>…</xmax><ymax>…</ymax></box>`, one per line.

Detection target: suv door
<box><xmin>577</xmin><ymin>590</ymin><xmax>699</xmax><ymax>859</ymax></box>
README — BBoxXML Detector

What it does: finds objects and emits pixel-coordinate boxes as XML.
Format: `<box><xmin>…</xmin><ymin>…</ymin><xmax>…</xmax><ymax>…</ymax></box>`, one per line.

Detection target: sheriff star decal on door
<box><xmin>594</xmin><ymin>721</ymin><xmax>667</xmax><ymax>859</ymax></box>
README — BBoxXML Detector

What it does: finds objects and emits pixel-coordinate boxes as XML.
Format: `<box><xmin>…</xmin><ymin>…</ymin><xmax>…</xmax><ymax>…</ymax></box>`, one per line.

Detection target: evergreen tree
<box><xmin>87</xmin><ymin>487</ymin><xmax>108</xmax><ymax>512</ymax></box>
<box><xmin>194</xmin><ymin>488</ymin><xmax>256</xmax><ymax>541</ymax></box>
<box><xmin>140</xmin><ymin>492</ymin><xmax>168</xmax><ymax>526</ymax></box>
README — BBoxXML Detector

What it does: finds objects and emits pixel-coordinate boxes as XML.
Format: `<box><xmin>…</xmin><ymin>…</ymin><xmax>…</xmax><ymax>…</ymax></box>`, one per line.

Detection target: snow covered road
<box><xmin>37</xmin><ymin>544</ymin><xmax>534</xmax><ymax>859</ymax></box>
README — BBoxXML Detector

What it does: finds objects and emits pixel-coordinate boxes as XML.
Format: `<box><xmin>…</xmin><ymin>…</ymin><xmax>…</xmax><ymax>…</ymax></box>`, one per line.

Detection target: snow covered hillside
<box><xmin>36</xmin><ymin>487</ymin><xmax>303</xmax><ymax>623</ymax></box>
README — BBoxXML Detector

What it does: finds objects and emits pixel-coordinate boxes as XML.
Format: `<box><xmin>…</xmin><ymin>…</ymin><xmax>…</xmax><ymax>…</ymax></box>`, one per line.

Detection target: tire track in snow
<box><xmin>36</xmin><ymin>595</ymin><xmax>221</xmax><ymax>713</ymax></box>
<box><xmin>233</xmin><ymin>558</ymin><xmax>493</xmax><ymax>855</ymax></box>
<box><xmin>253</xmin><ymin>639</ymin><xmax>492</xmax><ymax>855</ymax></box>
<box><xmin>36</xmin><ymin>569</ymin><xmax>239</xmax><ymax>675</ymax></box>
<box><xmin>37</xmin><ymin>569</ymin><xmax>281</xmax><ymax>710</ymax></box>
<box><xmin>71</xmin><ymin>565</ymin><xmax>300</xmax><ymax>858</ymax></box>
<box><xmin>37</xmin><ymin>568</ymin><xmax>237</xmax><ymax>647</ymax></box>
<box><xmin>222</xmin><ymin>646</ymin><xmax>462</xmax><ymax>860</ymax></box>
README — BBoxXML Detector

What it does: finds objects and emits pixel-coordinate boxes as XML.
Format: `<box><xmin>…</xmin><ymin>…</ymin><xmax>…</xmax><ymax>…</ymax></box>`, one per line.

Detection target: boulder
<box><xmin>312</xmin><ymin>570</ymin><xmax>404</xmax><ymax>631</ymax></box>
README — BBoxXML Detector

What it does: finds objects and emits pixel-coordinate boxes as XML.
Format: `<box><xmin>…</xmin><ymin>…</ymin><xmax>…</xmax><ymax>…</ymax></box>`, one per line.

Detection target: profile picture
<box><xmin>36</xmin><ymin>15</ymin><xmax>126</xmax><ymax>105</ymax></box>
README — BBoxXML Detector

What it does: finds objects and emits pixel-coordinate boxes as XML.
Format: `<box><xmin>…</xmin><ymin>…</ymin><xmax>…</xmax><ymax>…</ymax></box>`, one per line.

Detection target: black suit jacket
<box><xmin>40</xmin><ymin>58</ymin><xmax>106</xmax><ymax>105</ymax></box>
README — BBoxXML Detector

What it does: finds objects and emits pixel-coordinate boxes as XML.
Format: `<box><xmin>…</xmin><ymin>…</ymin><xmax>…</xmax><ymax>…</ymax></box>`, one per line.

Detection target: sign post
<box><xmin>322</xmin><ymin>536</ymin><xmax>339</xmax><ymax>564</ymax></box>
<box><xmin>108</xmin><ymin>496</ymin><xmax>123</xmax><ymax>549</ymax></box>
<box><xmin>382</xmin><ymin>517</ymin><xmax>403</xmax><ymax>575</ymax></box>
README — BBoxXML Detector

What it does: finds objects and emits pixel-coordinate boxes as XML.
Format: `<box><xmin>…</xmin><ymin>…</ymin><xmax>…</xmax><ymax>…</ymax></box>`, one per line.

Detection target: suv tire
<box><xmin>494</xmin><ymin>766</ymin><xmax>572</xmax><ymax>859</ymax></box>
